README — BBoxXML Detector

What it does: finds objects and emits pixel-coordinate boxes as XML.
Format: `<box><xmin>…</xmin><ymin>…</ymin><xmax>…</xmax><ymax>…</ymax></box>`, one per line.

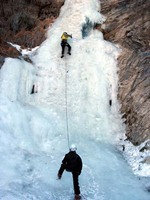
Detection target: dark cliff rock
<box><xmin>100</xmin><ymin>0</ymin><xmax>150</xmax><ymax>145</ymax></box>
<box><xmin>0</xmin><ymin>0</ymin><xmax>64</xmax><ymax>56</ymax></box>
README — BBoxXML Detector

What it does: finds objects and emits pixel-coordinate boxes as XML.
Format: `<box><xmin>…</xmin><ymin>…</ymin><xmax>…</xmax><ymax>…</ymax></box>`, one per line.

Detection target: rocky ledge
<box><xmin>0</xmin><ymin>0</ymin><xmax>64</xmax><ymax>63</ymax></box>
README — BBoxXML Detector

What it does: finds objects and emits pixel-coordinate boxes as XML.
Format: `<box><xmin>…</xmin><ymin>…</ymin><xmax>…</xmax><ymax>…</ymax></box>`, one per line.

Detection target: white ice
<box><xmin>0</xmin><ymin>0</ymin><xmax>149</xmax><ymax>199</ymax></box>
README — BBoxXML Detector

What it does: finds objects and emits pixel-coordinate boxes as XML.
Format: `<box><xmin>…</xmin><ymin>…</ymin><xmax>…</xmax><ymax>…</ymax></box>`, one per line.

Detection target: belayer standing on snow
<box><xmin>57</xmin><ymin>144</ymin><xmax>82</xmax><ymax>200</ymax></box>
<box><xmin>61</xmin><ymin>32</ymin><xmax>72</xmax><ymax>58</ymax></box>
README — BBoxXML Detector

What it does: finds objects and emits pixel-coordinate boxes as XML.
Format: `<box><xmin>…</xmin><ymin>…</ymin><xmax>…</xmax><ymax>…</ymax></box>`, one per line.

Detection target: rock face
<box><xmin>0</xmin><ymin>0</ymin><xmax>64</xmax><ymax>59</ymax></box>
<box><xmin>100</xmin><ymin>0</ymin><xmax>150</xmax><ymax>145</ymax></box>
<box><xmin>0</xmin><ymin>0</ymin><xmax>149</xmax><ymax>145</ymax></box>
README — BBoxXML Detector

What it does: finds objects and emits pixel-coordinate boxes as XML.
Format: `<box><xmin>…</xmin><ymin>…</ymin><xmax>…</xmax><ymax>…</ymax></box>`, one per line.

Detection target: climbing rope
<box><xmin>64</xmin><ymin>58</ymin><xmax>70</xmax><ymax>150</ymax></box>
<box><xmin>81</xmin><ymin>194</ymin><xmax>87</xmax><ymax>200</ymax></box>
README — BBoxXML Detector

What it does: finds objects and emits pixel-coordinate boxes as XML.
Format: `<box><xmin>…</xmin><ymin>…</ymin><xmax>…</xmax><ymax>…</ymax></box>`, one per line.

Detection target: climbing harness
<box><xmin>64</xmin><ymin>58</ymin><xmax>70</xmax><ymax>150</ymax></box>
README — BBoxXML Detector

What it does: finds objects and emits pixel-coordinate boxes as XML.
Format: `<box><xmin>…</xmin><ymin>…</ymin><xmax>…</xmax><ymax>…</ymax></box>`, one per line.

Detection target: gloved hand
<box><xmin>57</xmin><ymin>173</ymin><xmax>62</xmax><ymax>179</ymax></box>
<box><xmin>77</xmin><ymin>171</ymin><xmax>81</xmax><ymax>175</ymax></box>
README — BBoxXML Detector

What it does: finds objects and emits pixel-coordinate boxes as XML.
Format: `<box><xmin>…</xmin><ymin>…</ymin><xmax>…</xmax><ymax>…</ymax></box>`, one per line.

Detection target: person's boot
<box><xmin>61</xmin><ymin>54</ymin><xmax>64</xmax><ymax>58</ymax></box>
<box><xmin>74</xmin><ymin>194</ymin><xmax>81</xmax><ymax>200</ymax></box>
<box><xmin>68</xmin><ymin>52</ymin><xmax>71</xmax><ymax>55</ymax></box>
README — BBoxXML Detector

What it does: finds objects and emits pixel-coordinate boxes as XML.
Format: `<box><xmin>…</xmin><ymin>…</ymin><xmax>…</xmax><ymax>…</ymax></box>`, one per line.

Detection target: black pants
<box><xmin>72</xmin><ymin>172</ymin><xmax>80</xmax><ymax>195</ymax></box>
<box><xmin>61</xmin><ymin>41</ymin><xmax>71</xmax><ymax>55</ymax></box>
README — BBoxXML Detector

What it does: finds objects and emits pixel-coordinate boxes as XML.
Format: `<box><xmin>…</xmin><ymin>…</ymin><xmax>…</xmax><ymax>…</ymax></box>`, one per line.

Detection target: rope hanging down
<box><xmin>64</xmin><ymin>59</ymin><xmax>70</xmax><ymax>150</ymax></box>
<box><xmin>81</xmin><ymin>194</ymin><xmax>87</xmax><ymax>200</ymax></box>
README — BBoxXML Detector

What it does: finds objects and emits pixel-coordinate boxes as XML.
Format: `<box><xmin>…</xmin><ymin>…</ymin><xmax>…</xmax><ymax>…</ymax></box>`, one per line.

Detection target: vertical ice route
<box><xmin>31</xmin><ymin>0</ymin><xmax>122</xmax><ymax>142</ymax></box>
<box><xmin>25</xmin><ymin>1</ymin><xmax>149</xmax><ymax>199</ymax></box>
<box><xmin>0</xmin><ymin>0</ymin><xmax>149</xmax><ymax>200</ymax></box>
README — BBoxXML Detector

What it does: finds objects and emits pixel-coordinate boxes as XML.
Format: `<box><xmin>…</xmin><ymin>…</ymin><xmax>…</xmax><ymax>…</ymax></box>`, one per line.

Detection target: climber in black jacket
<box><xmin>57</xmin><ymin>144</ymin><xmax>82</xmax><ymax>200</ymax></box>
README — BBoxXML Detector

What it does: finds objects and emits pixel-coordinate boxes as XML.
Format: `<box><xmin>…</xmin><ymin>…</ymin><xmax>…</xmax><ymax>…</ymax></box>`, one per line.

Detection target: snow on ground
<box><xmin>0</xmin><ymin>0</ymin><xmax>150</xmax><ymax>199</ymax></box>
<box><xmin>119</xmin><ymin>139</ymin><xmax>150</xmax><ymax>177</ymax></box>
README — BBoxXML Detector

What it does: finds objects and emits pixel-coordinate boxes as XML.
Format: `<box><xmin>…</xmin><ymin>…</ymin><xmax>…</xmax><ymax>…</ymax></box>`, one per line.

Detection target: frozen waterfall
<box><xmin>0</xmin><ymin>0</ymin><xmax>149</xmax><ymax>199</ymax></box>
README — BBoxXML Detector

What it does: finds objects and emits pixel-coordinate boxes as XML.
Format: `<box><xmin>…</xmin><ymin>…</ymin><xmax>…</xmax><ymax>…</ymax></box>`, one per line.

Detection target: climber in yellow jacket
<box><xmin>61</xmin><ymin>32</ymin><xmax>72</xmax><ymax>58</ymax></box>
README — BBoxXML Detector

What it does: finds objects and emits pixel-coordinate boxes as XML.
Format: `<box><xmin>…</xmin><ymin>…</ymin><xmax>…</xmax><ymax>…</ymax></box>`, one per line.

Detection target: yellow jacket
<box><xmin>61</xmin><ymin>33</ymin><xmax>72</xmax><ymax>41</ymax></box>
